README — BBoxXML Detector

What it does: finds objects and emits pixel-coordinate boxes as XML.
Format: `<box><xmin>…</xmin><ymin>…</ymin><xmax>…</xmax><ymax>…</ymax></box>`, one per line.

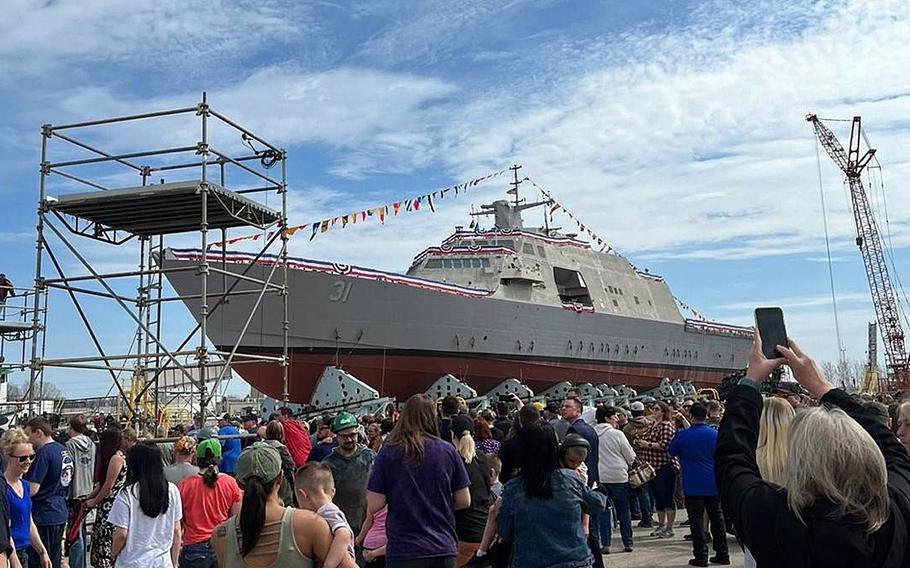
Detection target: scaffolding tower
<box><xmin>27</xmin><ymin>94</ymin><xmax>290</xmax><ymax>427</ymax></box>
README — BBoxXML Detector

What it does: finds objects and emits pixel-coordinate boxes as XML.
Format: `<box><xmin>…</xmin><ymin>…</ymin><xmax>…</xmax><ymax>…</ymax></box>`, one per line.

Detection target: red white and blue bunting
<box><xmin>171</xmin><ymin>249</ymin><xmax>494</xmax><ymax>298</ymax></box>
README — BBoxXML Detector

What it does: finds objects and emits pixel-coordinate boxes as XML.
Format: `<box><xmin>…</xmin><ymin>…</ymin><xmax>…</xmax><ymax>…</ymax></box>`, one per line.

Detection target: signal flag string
<box><xmin>208</xmin><ymin>167</ymin><xmax>510</xmax><ymax>249</ymax></box>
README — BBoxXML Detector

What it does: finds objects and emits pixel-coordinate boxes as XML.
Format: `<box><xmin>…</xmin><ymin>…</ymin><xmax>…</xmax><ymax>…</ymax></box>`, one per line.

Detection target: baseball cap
<box><xmin>630</xmin><ymin>401</ymin><xmax>645</xmax><ymax>412</ymax></box>
<box><xmin>450</xmin><ymin>415</ymin><xmax>475</xmax><ymax>439</ymax></box>
<box><xmin>545</xmin><ymin>402</ymin><xmax>560</xmax><ymax>414</ymax></box>
<box><xmin>642</xmin><ymin>396</ymin><xmax>657</xmax><ymax>406</ymax></box>
<box><xmin>196</xmin><ymin>438</ymin><xmax>222</xmax><ymax>460</ymax></box>
<box><xmin>175</xmin><ymin>436</ymin><xmax>197</xmax><ymax>454</ymax></box>
<box><xmin>331</xmin><ymin>412</ymin><xmax>359</xmax><ymax>433</ymax></box>
<box><xmin>236</xmin><ymin>442</ymin><xmax>283</xmax><ymax>486</ymax></box>
<box><xmin>561</xmin><ymin>433</ymin><xmax>590</xmax><ymax>450</ymax></box>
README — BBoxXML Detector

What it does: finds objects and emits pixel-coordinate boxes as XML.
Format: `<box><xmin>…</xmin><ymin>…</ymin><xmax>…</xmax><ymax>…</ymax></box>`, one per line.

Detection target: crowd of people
<box><xmin>0</xmin><ymin>331</ymin><xmax>908</xmax><ymax>567</ymax></box>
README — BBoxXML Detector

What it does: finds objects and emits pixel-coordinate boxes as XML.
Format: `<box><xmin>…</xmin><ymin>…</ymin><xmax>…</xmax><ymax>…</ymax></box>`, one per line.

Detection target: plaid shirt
<box><xmin>637</xmin><ymin>420</ymin><xmax>679</xmax><ymax>470</ymax></box>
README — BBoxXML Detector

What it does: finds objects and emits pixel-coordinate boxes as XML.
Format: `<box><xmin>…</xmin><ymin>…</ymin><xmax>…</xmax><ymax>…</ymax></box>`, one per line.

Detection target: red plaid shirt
<box><xmin>637</xmin><ymin>420</ymin><xmax>679</xmax><ymax>470</ymax></box>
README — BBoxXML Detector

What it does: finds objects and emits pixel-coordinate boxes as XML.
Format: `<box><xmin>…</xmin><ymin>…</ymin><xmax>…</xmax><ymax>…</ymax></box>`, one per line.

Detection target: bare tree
<box><xmin>821</xmin><ymin>359</ymin><xmax>868</xmax><ymax>391</ymax></box>
<box><xmin>6</xmin><ymin>382</ymin><xmax>22</xmax><ymax>400</ymax></box>
<box><xmin>9</xmin><ymin>380</ymin><xmax>64</xmax><ymax>400</ymax></box>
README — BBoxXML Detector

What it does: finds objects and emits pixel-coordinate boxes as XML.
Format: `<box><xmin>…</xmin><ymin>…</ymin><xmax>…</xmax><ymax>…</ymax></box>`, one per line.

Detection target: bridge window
<box><xmin>523</xmin><ymin>243</ymin><xmax>535</xmax><ymax>254</ymax></box>
<box><xmin>553</xmin><ymin>267</ymin><xmax>593</xmax><ymax>307</ymax></box>
<box><xmin>425</xmin><ymin>259</ymin><xmax>442</xmax><ymax>268</ymax></box>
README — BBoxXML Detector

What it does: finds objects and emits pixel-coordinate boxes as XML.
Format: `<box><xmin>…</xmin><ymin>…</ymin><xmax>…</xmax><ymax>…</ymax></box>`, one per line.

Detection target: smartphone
<box><xmin>755</xmin><ymin>307</ymin><xmax>789</xmax><ymax>359</ymax></box>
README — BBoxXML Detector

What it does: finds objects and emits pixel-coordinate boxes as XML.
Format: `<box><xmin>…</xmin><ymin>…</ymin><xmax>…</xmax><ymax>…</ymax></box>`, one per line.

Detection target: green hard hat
<box><xmin>197</xmin><ymin>438</ymin><xmax>222</xmax><ymax>460</ymax></box>
<box><xmin>331</xmin><ymin>412</ymin><xmax>359</xmax><ymax>433</ymax></box>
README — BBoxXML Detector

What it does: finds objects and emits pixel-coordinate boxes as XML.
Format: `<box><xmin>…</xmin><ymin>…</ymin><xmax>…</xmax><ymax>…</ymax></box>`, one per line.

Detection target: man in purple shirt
<box><xmin>365</xmin><ymin>394</ymin><xmax>470</xmax><ymax>568</ymax></box>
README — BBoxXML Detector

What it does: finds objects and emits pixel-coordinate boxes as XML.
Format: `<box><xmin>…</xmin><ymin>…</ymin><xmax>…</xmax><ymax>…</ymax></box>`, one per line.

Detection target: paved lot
<box><xmin>599</xmin><ymin>509</ymin><xmax>744</xmax><ymax>568</ymax></box>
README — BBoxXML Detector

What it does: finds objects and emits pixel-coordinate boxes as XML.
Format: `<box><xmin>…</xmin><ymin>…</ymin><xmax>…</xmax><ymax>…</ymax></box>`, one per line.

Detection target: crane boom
<box><xmin>807</xmin><ymin>114</ymin><xmax>909</xmax><ymax>392</ymax></box>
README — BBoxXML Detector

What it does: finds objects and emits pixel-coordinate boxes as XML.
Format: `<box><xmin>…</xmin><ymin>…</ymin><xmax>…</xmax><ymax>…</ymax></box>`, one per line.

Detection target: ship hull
<box><xmin>226</xmin><ymin>348</ymin><xmax>742</xmax><ymax>402</ymax></box>
<box><xmin>163</xmin><ymin>249</ymin><xmax>751</xmax><ymax>402</ymax></box>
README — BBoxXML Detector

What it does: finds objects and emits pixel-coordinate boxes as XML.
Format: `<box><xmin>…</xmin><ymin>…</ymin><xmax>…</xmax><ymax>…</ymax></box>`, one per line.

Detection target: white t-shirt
<box><xmin>108</xmin><ymin>482</ymin><xmax>183</xmax><ymax>568</ymax></box>
<box><xmin>316</xmin><ymin>502</ymin><xmax>355</xmax><ymax>559</ymax></box>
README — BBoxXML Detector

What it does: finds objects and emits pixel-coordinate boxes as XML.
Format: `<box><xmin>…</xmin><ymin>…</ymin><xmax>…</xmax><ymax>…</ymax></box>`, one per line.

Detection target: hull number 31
<box><xmin>329</xmin><ymin>281</ymin><xmax>354</xmax><ymax>303</ymax></box>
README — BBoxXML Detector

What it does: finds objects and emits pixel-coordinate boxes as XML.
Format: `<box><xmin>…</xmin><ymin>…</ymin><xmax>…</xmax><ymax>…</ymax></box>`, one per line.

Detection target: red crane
<box><xmin>807</xmin><ymin>114</ymin><xmax>909</xmax><ymax>392</ymax></box>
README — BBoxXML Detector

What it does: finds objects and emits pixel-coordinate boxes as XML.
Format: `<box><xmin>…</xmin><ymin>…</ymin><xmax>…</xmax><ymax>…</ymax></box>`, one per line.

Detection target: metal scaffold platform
<box><xmin>23</xmin><ymin>93</ymin><xmax>291</xmax><ymax>428</ymax></box>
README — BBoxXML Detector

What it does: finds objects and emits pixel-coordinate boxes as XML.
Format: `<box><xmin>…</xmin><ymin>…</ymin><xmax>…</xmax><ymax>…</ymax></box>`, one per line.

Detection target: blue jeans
<box><xmin>598</xmin><ymin>483</ymin><xmax>633</xmax><ymax>549</ymax></box>
<box><xmin>66</xmin><ymin>498</ymin><xmax>86</xmax><ymax>568</ymax></box>
<box><xmin>180</xmin><ymin>542</ymin><xmax>217</xmax><ymax>568</ymax></box>
<box><xmin>68</xmin><ymin>528</ymin><xmax>85</xmax><ymax>568</ymax></box>
<box><xmin>633</xmin><ymin>482</ymin><xmax>653</xmax><ymax>524</ymax></box>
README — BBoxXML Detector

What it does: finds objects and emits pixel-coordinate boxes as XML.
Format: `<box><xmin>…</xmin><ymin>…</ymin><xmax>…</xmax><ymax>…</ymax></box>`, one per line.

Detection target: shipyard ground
<box><xmin>78</xmin><ymin>509</ymin><xmax>742</xmax><ymax>567</ymax></box>
<box><xmin>600</xmin><ymin>510</ymin><xmax>744</xmax><ymax>568</ymax></box>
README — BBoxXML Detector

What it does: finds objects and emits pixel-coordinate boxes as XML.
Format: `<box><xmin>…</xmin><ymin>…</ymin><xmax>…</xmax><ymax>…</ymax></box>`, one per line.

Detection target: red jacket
<box><xmin>281</xmin><ymin>418</ymin><xmax>312</xmax><ymax>466</ymax></box>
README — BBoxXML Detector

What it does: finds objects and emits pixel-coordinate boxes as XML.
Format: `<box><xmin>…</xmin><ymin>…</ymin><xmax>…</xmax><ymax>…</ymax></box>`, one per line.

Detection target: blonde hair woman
<box><xmin>756</xmin><ymin>397</ymin><xmax>795</xmax><ymax>485</ymax></box>
<box><xmin>717</xmin><ymin>332</ymin><xmax>909</xmax><ymax>568</ymax></box>
<box><xmin>2</xmin><ymin>428</ymin><xmax>51</xmax><ymax>568</ymax></box>
<box><xmin>744</xmin><ymin>396</ymin><xmax>796</xmax><ymax>568</ymax></box>
<box><xmin>450</xmin><ymin>415</ymin><xmax>491</xmax><ymax>567</ymax></box>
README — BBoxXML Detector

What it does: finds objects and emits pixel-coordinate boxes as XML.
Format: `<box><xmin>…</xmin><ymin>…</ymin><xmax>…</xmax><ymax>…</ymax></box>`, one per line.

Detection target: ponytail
<box><xmin>455</xmin><ymin>431</ymin><xmax>477</xmax><ymax>464</ymax></box>
<box><xmin>201</xmin><ymin>465</ymin><xmax>219</xmax><ymax>488</ymax></box>
<box><xmin>240</xmin><ymin>476</ymin><xmax>274</xmax><ymax>556</ymax></box>
<box><xmin>197</xmin><ymin>454</ymin><xmax>220</xmax><ymax>488</ymax></box>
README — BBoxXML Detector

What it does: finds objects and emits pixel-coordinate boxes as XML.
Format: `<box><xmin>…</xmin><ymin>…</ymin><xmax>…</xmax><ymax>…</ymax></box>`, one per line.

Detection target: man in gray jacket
<box><xmin>595</xmin><ymin>406</ymin><xmax>637</xmax><ymax>554</ymax></box>
<box><xmin>64</xmin><ymin>416</ymin><xmax>95</xmax><ymax>568</ymax></box>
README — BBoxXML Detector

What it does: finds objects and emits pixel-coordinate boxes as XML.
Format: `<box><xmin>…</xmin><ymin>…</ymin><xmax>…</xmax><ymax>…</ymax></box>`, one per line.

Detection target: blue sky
<box><xmin>1</xmin><ymin>0</ymin><xmax>908</xmax><ymax>397</ymax></box>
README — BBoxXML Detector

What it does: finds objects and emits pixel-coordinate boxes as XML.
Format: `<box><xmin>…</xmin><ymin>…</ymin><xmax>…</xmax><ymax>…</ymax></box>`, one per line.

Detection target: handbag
<box><xmin>628</xmin><ymin>460</ymin><xmax>656</xmax><ymax>489</ymax></box>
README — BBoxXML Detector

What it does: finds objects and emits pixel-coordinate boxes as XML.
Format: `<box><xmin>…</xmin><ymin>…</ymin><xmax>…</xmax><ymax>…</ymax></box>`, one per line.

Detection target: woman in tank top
<box><xmin>210</xmin><ymin>442</ymin><xmax>340</xmax><ymax>568</ymax></box>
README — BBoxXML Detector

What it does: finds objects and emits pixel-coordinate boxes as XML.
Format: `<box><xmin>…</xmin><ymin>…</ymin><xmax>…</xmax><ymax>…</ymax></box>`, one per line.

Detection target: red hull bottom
<box><xmin>230</xmin><ymin>350</ymin><xmax>740</xmax><ymax>403</ymax></box>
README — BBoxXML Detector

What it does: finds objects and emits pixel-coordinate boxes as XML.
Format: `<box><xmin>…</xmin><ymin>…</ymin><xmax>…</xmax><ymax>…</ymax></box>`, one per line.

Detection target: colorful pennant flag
<box><xmin>208</xmin><ymin>167</ymin><xmax>509</xmax><ymax>248</ymax></box>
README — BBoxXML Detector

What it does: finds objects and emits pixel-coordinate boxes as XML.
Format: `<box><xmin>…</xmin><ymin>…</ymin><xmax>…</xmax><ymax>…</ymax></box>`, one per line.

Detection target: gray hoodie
<box><xmin>65</xmin><ymin>434</ymin><xmax>95</xmax><ymax>499</ymax></box>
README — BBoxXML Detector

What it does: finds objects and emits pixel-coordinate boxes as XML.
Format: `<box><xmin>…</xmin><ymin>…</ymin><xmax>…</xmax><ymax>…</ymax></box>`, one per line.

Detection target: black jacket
<box><xmin>716</xmin><ymin>385</ymin><xmax>910</xmax><ymax>568</ymax></box>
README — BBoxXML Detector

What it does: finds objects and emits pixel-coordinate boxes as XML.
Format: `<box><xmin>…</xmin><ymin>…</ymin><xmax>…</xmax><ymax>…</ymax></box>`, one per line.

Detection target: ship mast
<box><xmin>508</xmin><ymin>164</ymin><xmax>523</xmax><ymax>207</ymax></box>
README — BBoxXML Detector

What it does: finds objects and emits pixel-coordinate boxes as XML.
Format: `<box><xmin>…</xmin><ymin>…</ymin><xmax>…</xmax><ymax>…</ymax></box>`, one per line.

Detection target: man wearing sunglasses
<box><xmin>24</xmin><ymin>417</ymin><xmax>74</xmax><ymax>568</ymax></box>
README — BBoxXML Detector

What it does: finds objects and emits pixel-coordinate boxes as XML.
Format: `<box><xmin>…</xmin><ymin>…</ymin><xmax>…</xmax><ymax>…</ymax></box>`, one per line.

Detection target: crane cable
<box><xmin>814</xmin><ymin>136</ymin><xmax>846</xmax><ymax>364</ymax></box>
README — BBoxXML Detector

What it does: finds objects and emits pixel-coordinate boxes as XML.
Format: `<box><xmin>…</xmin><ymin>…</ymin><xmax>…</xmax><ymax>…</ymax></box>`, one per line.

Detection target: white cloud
<box><xmin>0</xmin><ymin>0</ymin><xmax>305</xmax><ymax>75</ymax></box>
<box><xmin>434</xmin><ymin>0</ymin><xmax>910</xmax><ymax>260</ymax></box>
<box><xmin>355</xmin><ymin>0</ymin><xmax>561</xmax><ymax>66</ymax></box>
<box><xmin>27</xmin><ymin>66</ymin><xmax>457</xmax><ymax>188</ymax></box>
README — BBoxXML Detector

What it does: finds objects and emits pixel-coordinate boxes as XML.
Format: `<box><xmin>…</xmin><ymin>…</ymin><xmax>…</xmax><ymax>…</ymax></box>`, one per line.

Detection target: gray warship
<box><xmin>163</xmin><ymin>186</ymin><xmax>752</xmax><ymax>403</ymax></box>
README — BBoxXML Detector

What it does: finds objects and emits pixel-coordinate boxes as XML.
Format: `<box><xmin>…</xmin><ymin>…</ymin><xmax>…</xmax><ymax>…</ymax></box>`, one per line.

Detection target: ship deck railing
<box><xmin>685</xmin><ymin>319</ymin><xmax>753</xmax><ymax>338</ymax></box>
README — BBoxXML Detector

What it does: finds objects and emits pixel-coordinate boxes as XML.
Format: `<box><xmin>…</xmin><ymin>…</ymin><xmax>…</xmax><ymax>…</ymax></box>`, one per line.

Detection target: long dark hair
<box><xmin>197</xmin><ymin>452</ymin><xmax>220</xmax><ymax>488</ymax></box>
<box><xmin>240</xmin><ymin>473</ymin><xmax>280</xmax><ymax>556</ymax></box>
<box><xmin>125</xmin><ymin>443</ymin><xmax>169</xmax><ymax>517</ymax></box>
<box><xmin>386</xmin><ymin>394</ymin><xmax>439</xmax><ymax>461</ymax></box>
<box><xmin>94</xmin><ymin>428</ymin><xmax>122</xmax><ymax>484</ymax></box>
<box><xmin>507</xmin><ymin>405</ymin><xmax>541</xmax><ymax>439</ymax></box>
<box><xmin>517</xmin><ymin>423</ymin><xmax>559</xmax><ymax>499</ymax></box>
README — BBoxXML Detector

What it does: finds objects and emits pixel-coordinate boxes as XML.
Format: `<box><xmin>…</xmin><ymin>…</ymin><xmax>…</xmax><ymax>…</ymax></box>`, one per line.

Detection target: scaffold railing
<box><xmin>27</xmin><ymin>93</ymin><xmax>291</xmax><ymax>426</ymax></box>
